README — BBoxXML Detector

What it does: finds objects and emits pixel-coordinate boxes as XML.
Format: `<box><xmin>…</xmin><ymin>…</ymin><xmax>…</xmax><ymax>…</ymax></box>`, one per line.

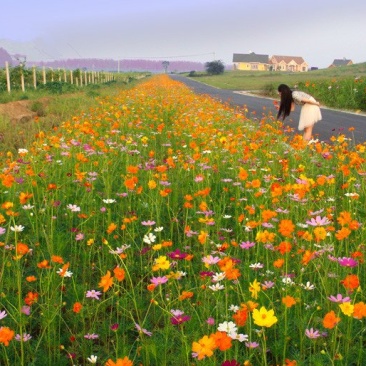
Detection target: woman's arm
<box><xmin>302</xmin><ymin>98</ymin><xmax>320</xmax><ymax>106</ymax></box>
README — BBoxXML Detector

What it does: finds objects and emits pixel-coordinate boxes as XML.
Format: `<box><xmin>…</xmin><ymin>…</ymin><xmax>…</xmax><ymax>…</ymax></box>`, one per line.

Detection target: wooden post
<box><xmin>70</xmin><ymin>70</ymin><xmax>73</xmax><ymax>84</ymax></box>
<box><xmin>43</xmin><ymin>66</ymin><xmax>46</xmax><ymax>84</ymax></box>
<box><xmin>20</xmin><ymin>68</ymin><xmax>25</xmax><ymax>92</ymax></box>
<box><xmin>84</xmin><ymin>71</ymin><xmax>87</xmax><ymax>86</ymax></box>
<box><xmin>5</xmin><ymin>61</ymin><xmax>11</xmax><ymax>93</ymax></box>
<box><xmin>33</xmin><ymin>66</ymin><xmax>37</xmax><ymax>89</ymax></box>
<box><xmin>76</xmin><ymin>77</ymin><xmax>79</xmax><ymax>86</ymax></box>
<box><xmin>63</xmin><ymin>69</ymin><xmax>67</xmax><ymax>82</ymax></box>
<box><xmin>58</xmin><ymin>68</ymin><xmax>61</xmax><ymax>82</ymax></box>
<box><xmin>79</xmin><ymin>72</ymin><xmax>83</xmax><ymax>86</ymax></box>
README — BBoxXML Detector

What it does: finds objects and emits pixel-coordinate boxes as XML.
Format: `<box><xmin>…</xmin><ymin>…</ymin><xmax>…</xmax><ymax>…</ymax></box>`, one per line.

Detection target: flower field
<box><xmin>0</xmin><ymin>74</ymin><xmax>365</xmax><ymax>366</ymax></box>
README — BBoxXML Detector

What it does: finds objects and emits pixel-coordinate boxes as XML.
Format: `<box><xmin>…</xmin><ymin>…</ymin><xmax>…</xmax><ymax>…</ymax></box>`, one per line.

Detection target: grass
<box><xmin>0</xmin><ymin>74</ymin><xmax>150</xmax><ymax>154</ymax></box>
<box><xmin>185</xmin><ymin>63</ymin><xmax>366</xmax><ymax>111</ymax></box>
<box><xmin>0</xmin><ymin>74</ymin><xmax>365</xmax><ymax>366</ymax></box>
<box><xmin>185</xmin><ymin>62</ymin><xmax>366</xmax><ymax>91</ymax></box>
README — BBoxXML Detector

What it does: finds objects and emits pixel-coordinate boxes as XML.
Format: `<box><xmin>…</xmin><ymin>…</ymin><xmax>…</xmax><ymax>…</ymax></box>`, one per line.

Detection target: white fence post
<box><xmin>5</xmin><ymin>61</ymin><xmax>11</xmax><ymax>93</ymax></box>
<box><xmin>33</xmin><ymin>66</ymin><xmax>37</xmax><ymax>89</ymax></box>
<box><xmin>43</xmin><ymin>66</ymin><xmax>46</xmax><ymax>84</ymax></box>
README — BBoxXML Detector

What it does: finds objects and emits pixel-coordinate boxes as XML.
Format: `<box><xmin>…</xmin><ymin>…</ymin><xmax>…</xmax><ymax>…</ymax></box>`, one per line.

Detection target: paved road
<box><xmin>170</xmin><ymin>74</ymin><xmax>366</xmax><ymax>144</ymax></box>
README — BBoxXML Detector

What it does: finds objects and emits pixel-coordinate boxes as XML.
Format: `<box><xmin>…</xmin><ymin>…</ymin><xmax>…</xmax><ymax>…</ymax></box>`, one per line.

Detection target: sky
<box><xmin>1</xmin><ymin>0</ymin><xmax>365</xmax><ymax>69</ymax></box>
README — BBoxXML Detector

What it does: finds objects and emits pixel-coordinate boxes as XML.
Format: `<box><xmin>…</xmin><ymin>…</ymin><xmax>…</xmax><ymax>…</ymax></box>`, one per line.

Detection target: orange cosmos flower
<box><xmin>282</xmin><ymin>295</ymin><xmax>297</xmax><ymax>308</ymax></box>
<box><xmin>337</xmin><ymin>211</ymin><xmax>352</xmax><ymax>226</ymax></box>
<box><xmin>273</xmin><ymin>258</ymin><xmax>284</xmax><ymax>268</ymax></box>
<box><xmin>192</xmin><ymin>335</ymin><xmax>217</xmax><ymax>360</ymax></box>
<box><xmin>51</xmin><ymin>255</ymin><xmax>64</xmax><ymax>264</ymax></box>
<box><xmin>233</xmin><ymin>306</ymin><xmax>248</xmax><ymax>326</ymax></box>
<box><xmin>353</xmin><ymin>302</ymin><xmax>366</xmax><ymax>319</ymax></box>
<box><xmin>124</xmin><ymin>176</ymin><xmax>138</xmax><ymax>190</ymax></box>
<box><xmin>301</xmin><ymin>250</ymin><xmax>315</xmax><ymax>265</ymax></box>
<box><xmin>278</xmin><ymin>219</ymin><xmax>295</xmax><ymax>237</ymax></box>
<box><xmin>238</xmin><ymin>167</ymin><xmax>248</xmax><ymax>181</ymax></box>
<box><xmin>323</xmin><ymin>310</ymin><xmax>341</xmax><ymax>329</ymax></box>
<box><xmin>113</xmin><ymin>267</ymin><xmax>125</xmax><ymax>281</ymax></box>
<box><xmin>261</xmin><ymin>209</ymin><xmax>277</xmax><ymax>222</ymax></box>
<box><xmin>19</xmin><ymin>192</ymin><xmax>33</xmax><ymax>205</ymax></box>
<box><xmin>276</xmin><ymin>241</ymin><xmax>292</xmax><ymax>254</ymax></box>
<box><xmin>58</xmin><ymin>262</ymin><xmax>70</xmax><ymax>277</ymax></box>
<box><xmin>99</xmin><ymin>270</ymin><xmax>114</xmax><ymax>292</ymax></box>
<box><xmin>26</xmin><ymin>276</ymin><xmax>37</xmax><ymax>282</ymax></box>
<box><xmin>0</xmin><ymin>326</ymin><xmax>15</xmax><ymax>346</ymax></box>
<box><xmin>24</xmin><ymin>291</ymin><xmax>39</xmax><ymax>306</ymax></box>
<box><xmin>211</xmin><ymin>331</ymin><xmax>232</xmax><ymax>351</ymax></box>
<box><xmin>179</xmin><ymin>291</ymin><xmax>194</xmax><ymax>301</ymax></box>
<box><xmin>107</xmin><ymin>222</ymin><xmax>117</xmax><ymax>234</ymax></box>
<box><xmin>127</xmin><ymin>165</ymin><xmax>139</xmax><ymax>174</ymax></box>
<box><xmin>37</xmin><ymin>259</ymin><xmax>51</xmax><ymax>269</ymax></box>
<box><xmin>16</xmin><ymin>242</ymin><xmax>29</xmax><ymax>256</ymax></box>
<box><xmin>341</xmin><ymin>274</ymin><xmax>359</xmax><ymax>292</ymax></box>
<box><xmin>198</xmin><ymin>231</ymin><xmax>208</xmax><ymax>244</ymax></box>
<box><xmin>73</xmin><ymin>302</ymin><xmax>83</xmax><ymax>313</ymax></box>
<box><xmin>335</xmin><ymin>227</ymin><xmax>351</xmax><ymax>240</ymax></box>
<box><xmin>105</xmin><ymin>356</ymin><xmax>133</xmax><ymax>366</ymax></box>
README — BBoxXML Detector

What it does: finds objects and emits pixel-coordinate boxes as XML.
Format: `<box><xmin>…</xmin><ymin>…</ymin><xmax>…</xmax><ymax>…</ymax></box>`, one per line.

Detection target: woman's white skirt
<box><xmin>298</xmin><ymin>98</ymin><xmax>322</xmax><ymax>131</ymax></box>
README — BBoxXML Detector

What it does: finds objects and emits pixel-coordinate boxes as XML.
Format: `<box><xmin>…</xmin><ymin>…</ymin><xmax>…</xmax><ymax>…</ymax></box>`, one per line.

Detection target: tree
<box><xmin>205</xmin><ymin>60</ymin><xmax>225</xmax><ymax>75</ymax></box>
<box><xmin>162</xmin><ymin>61</ymin><xmax>170</xmax><ymax>74</ymax></box>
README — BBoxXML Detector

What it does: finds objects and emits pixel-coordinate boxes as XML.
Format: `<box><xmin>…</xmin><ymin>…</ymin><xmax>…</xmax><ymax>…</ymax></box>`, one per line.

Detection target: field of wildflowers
<box><xmin>0</xmin><ymin>74</ymin><xmax>365</xmax><ymax>366</ymax></box>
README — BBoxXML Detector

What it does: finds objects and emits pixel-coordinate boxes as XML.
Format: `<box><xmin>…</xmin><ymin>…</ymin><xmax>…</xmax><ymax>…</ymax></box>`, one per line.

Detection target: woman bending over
<box><xmin>277</xmin><ymin>83</ymin><xmax>322</xmax><ymax>141</ymax></box>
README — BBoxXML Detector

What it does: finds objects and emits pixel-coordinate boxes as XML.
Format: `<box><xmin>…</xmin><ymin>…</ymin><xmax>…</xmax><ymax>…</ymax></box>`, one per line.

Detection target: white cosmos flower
<box><xmin>218</xmin><ymin>321</ymin><xmax>238</xmax><ymax>335</ymax></box>
<box><xmin>212</xmin><ymin>272</ymin><xmax>226</xmax><ymax>282</ymax></box>
<box><xmin>143</xmin><ymin>232</ymin><xmax>156</xmax><ymax>244</ymax></box>
<box><xmin>209</xmin><ymin>283</ymin><xmax>224</xmax><ymax>291</ymax></box>
<box><xmin>102</xmin><ymin>199</ymin><xmax>116</xmax><ymax>204</ymax></box>
<box><xmin>154</xmin><ymin>227</ymin><xmax>164</xmax><ymax>232</ymax></box>
<box><xmin>66</xmin><ymin>204</ymin><xmax>81</xmax><ymax>212</ymax></box>
<box><xmin>10</xmin><ymin>225</ymin><xmax>25</xmax><ymax>232</ymax></box>
<box><xmin>87</xmin><ymin>355</ymin><xmax>98</xmax><ymax>364</ymax></box>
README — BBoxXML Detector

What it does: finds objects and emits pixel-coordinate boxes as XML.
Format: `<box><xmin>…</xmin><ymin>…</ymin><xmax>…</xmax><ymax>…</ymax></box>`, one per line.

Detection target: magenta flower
<box><xmin>110</xmin><ymin>323</ymin><xmax>119</xmax><ymax>331</ymax></box>
<box><xmin>206</xmin><ymin>317</ymin><xmax>215</xmax><ymax>326</ymax></box>
<box><xmin>338</xmin><ymin>257</ymin><xmax>358</xmax><ymax>267</ymax></box>
<box><xmin>170</xmin><ymin>312</ymin><xmax>191</xmax><ymax>326</ymax></box>
<box><xmin>221</xmin><ymin>360</ymin><xmax>241</xmax><ymax>366</ymax></box>
<box><xmin>150</xmin><ymin>276</ymin><xmax>168</xmax><ymax>286</ymax></box>
<box><xmin>167</xmin><ymin>249</ymin><xmax>188</xmax><ymax>260</ymax></box>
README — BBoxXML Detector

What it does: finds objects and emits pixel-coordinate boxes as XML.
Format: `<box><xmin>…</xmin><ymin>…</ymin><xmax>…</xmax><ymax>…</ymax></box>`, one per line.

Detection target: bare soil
<box><xmin>0</xmin><ymin>98</ymin><xmax>50</xmax><ymax>123</ymax></box>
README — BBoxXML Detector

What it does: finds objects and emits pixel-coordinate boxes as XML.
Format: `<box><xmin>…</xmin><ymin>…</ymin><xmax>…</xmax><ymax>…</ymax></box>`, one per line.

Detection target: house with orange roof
<box><xmin>269</xmin><ymin>55</ymin><xmax>308</xmax><ymax>72</ymax></box>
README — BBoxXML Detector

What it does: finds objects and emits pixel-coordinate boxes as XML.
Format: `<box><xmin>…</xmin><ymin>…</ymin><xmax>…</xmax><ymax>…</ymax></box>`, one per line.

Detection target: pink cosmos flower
<box><xmin>338</xmin><ymin>257</ymin><xmax>358</xmax><ymax>267</ymax></box>
<box><xmin>327</xmin><ymin>293</ymin><xmax>351</xmax><ymax>303</ymax></box>
<box><xmin>135</xmin><ymin>323</ymin><xmax>152</xmax><ymax>336</ymax></box>
<box><xmin>150</xmin><ymin>276</ymin><xmax>168</xmax><ymax>286</ymax></box>
<box><xmin>305</xmin><ymin>328</ymin><xmax>321</xmax><ymax>339</ymax></box>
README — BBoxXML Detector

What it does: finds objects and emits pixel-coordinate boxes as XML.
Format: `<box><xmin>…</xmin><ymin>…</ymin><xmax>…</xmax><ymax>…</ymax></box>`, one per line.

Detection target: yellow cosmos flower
<box><xmin>339</xmin><ymin>302</ymin><xmax>354</xmax><ymax>317</ymax></box>
<box><xmin>152</xmin><ymin>255</ymin><xmax>170</xmax><ymax>271</ymax></box>
<box><xmin>252</xmin><ymin>306</ymin><xmax>278</xmax><ymax>328</ymax></box>
<box><xmin>249</xmin><ymin>279</ymin><xmax>261</xmax><ymax>300</ymax></box>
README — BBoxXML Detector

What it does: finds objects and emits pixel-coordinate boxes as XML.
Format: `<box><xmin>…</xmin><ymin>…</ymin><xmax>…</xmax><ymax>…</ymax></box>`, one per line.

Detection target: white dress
<box><xmin>292</xmin><ymin>91</ymin><xmax>322</xmax><ymax>131</ymax></box>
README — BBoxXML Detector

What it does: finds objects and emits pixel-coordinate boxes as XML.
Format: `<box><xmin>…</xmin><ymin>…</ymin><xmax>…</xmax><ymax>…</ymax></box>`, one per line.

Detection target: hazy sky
<box><xmin>1</xmin><ymin>0</ymin><xmax>365</xmax><ymax>68</ymax></box>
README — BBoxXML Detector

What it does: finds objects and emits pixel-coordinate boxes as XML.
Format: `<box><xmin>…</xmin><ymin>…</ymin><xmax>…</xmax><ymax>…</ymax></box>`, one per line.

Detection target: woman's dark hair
<box><xmin>277</xmin><ymin>84</ymin><xmax>293</xmax><ymax>120</ymax></box>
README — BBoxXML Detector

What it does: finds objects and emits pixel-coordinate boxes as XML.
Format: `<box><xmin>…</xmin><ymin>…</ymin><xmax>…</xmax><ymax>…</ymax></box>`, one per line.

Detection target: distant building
<box><xmin>270</xmin><ymin>55</ymin><xmax>308</xmax><ymax>72</ymax></box>
<box><xmin>232</xmin><ymin>52</ymin><xmax>270</xmax><ymax>71</ymax></box>
<box><xmin>328</xmin><ymin>58</ymin><xmax>353</xmax><ymax>68</ymax></box>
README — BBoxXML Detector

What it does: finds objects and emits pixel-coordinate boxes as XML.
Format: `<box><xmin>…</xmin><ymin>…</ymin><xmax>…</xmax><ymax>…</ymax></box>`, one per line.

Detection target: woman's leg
<box><xmin>303</xmin><ymin>125</ymin><xmax>313</xmax><ymax>141</ymax></box>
